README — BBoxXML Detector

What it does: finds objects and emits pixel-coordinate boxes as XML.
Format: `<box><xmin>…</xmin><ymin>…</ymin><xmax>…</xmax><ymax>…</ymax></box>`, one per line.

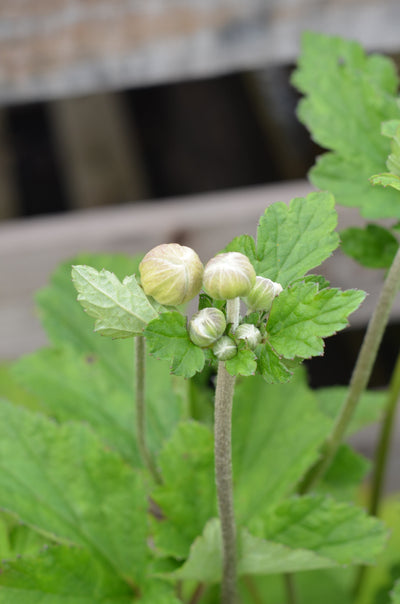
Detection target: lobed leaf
<box><xmin>151</xmin><ymin>422</ymin><xmax>216</xmax><ymax>559</ymax></box>
<box><xmin>225</xmin><ymin>348</ymin><xmax>257</xmax><ymax>377</ymax></box>
<box><xmin>0</xmin><ymin>400</ymin><xmax>147</xmax><ymax>586</ymax></box>
<box><xmin>13</xmin><ymin>345</ymin><xmax>185</xmax><ymax>467</ymax></box>
<box><xmin>292</xmin><ymin>32</ymin><xmax>400</xmax><ymax>219</ymax></box>
<box><xmin>145</xmin><ymin>312</ymin><xmax>205</xmax><ymax>378</ymax></box>
<box><xmin>225</xmin><ymin>192</ymin><xmax>339</xmax><ymax>287</ymax></box>
<box><xmin>267</xmin><ymin>281</ymin><xmax>366</xmax><ymax>359</ymax></box>
<box><xmin>72</xmin><ymin>265</ymin><xmax>158</xmax><ymax>338</ymax></box>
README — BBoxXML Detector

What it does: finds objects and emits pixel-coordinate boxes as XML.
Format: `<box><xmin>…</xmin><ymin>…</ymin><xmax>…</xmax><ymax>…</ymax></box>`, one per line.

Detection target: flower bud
<box><xmin>189</xmin><ymin>308</ymin><xmax>226</xmax><ymax>348</ymax></box>
<box><xmin>139</xmin><ymin>243</ymin><xmax>203</xmax><ymax>305</ymax></box>
<box><xmin>235</xmin><ymin>324</ymin><xmax>262</xmax><ymax>349</ymax></box>
<box><xmin>203</xmin><ymin>252</ymin><xmax>256</xmax><ymax>300</ymax></box>
<box><xmin>213</xmin><ymin>336</ymin><xmax>237</xmax><ymax>361</ymax></box>
<box><xmin>243</xmin><ymin>276</ymin><xmax>283</xmax><ymax>312</ymax></box>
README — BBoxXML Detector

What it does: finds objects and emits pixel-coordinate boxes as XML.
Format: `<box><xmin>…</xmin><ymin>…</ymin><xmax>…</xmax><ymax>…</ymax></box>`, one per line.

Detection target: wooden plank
<box><xmin>49</xmin><ymin>93</ymin><xmax>149</xmax><ymax>209</ymax></box>
<box><xmin>0</xmin><ymin>1</ymin><xmax>399</xmax><ymax>104</ymax></box>
<box><xmin>0</xmin><ymin>110</ymin><xmax>19</xmax><ymax>218</ymax></box>
<box><xmin>0</xmin><ymin>180</ymin><xmax>398</xmax><ymax>360</ymax></box>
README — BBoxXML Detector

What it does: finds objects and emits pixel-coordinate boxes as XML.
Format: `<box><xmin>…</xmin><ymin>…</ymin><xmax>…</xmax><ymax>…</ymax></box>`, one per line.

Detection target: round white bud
<box><xmin>189</xmin><ymin>308</ymin><xmax>226</xmax><ymax>348</ymax></box>
<box><xmin>203</xmin><ymin>252</ymin><xmax>256</xmax><ymax>300</ymax></box>
<box><xmin>139</xmin><ymin>243</ymin><xmax>203</xmax><ymax>306</ymax></box>
<box><xmin>243</xmin><ymin>276</ymin><xmax>283</xmax><ymax>312</ymax></box>
<box><xmin>235</xmin><ymin>324</ymin><xmax>262</xmax><ymax>349</ymax></box>
<box><xmin>213</xmin><ymin>336</ymin><xmax>237</xmax><ymax>361</ymax></box>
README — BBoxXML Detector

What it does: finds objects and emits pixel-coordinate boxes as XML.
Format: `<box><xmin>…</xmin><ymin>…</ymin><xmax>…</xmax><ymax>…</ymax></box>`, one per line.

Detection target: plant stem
<box><xmin>283</xmin><ymin>573</ymin><xmax>298</xmax><ymax>604</ymax></box>
<box><xmin>353</xmin><ymin>349</ymin><xmax>400</xmax><ymax>599</ymax></box>
<box><xmin>214</xmin><ymin>298</ymin><xmax>239</xmax><ymax>604</ymax></box>
<box><xmin>299</xmin><ymin>245</ymin><xmax>400</xmax><ymax>494</ymax></box>
<box><xmin>134</xmin><ymin>336</ymin><xmax>161</xmax><ymax>484</ymax></box>
<box><xmin>242</xmin><ymin>575</ymin><xmax>264</xmax><ymax>604</ymax></box>
<box><xmin>368</xmin><ymin>350</ymin><xmax>400</xmax><ymax>516</ymax></box>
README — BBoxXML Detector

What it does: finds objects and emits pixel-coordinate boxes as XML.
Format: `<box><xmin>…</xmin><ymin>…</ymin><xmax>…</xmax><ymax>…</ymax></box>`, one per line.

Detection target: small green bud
<box><xmin>189</xmin><ymin>308</ymin><xmax>226</xmax><ymax>347</ymax></box>
<box><xmin>139</xmin><ymin>243</ymin><xmax>203</xmax><ymax>305</ymax></box>
<box><xmin>203</xmin><ymin>252</ymin><xmax>256</xmax><ymax>300</ymax></box>
<box><xmin>243</xmin><ymin>276</ymin><xmax>283</xmax><ymax>312</ymax></box>
<box><xmin>213</xmin><ymin>336</ymin><xmax>237</xmax><ymax>360</ymax></box>
<box><xmin>235</xmin><ymin>324</ymin><xmax>262</xmax><ymax>349</ymax></box>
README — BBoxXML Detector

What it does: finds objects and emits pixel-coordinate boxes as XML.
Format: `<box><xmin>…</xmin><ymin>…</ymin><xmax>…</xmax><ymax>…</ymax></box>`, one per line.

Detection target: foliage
<box><xmin>1</xmin><ymin>32</ymin><xmax>400</xmax><ymax>604</ymax></box>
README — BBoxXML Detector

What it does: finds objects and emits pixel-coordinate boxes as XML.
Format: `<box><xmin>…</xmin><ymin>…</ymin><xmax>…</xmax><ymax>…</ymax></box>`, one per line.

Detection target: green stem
<box><xmin>242</xmin><ymin>575</ymin><xmax>264</xmax><ymax>604</ymax></box>
<box><xmin>369</xmin><ymin>350</ymin><xmax>400</xmax><ymax>516</ymax></box>
<box><xmin>134</xmin><ymin>336</ymin><xmax>161</xmax><ymax>484</ymax></box>
<box><xmin>299</xmin><ymin>245</ymin><xmax>400</xmax><ymax>494</ymax></box>
<box><xmin>353</xmin><ymin>349</ymin><xmax>400</xmax><ymax>599</ymax></box>
<box><xmin>214</xmin><ymin>298</ymin><xmax>239</xmax><ymax>604</ymax></box>
<box><xmin>283</xmin><ymin>573</ymin><xmax>298</xmax><ymax>604</ymax></box>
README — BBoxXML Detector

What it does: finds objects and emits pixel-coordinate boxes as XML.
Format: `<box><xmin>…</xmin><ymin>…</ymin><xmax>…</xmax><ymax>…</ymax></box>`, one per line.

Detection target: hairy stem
<box><xmin>214</xmin><ymin>298</ymin><xmax>239</xmax><ymax>604</ymax></box>
<box><xmin>369</xmin><ymin>350</ymin><xmax>400</xmax><ymax>516</ymax></box>
<box><xmin>135</xmin><ymin>336</ymin><xmax>161</xmax><ymax>484</ymax></box>
<box><xmin>353</xmin><ymin>349</ymin><xmax>400</xmax><ymax>598</ymax></box>
<box><xmin>299</xmin><ymin>245</ymin><xmax>400</xmax><ymax>494</ymax></box>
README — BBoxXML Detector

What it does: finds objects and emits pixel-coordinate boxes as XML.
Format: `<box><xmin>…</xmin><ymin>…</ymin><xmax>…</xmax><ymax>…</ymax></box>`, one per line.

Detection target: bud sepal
<box><xmin>213</xmin><ymin>336</ymin><xmax>237</xmax><ymax>361</ymax></box>
<box><xmin>234</xmin><ymin>323</ymin><xmax>262</xmax><ymax>350</ymax></box>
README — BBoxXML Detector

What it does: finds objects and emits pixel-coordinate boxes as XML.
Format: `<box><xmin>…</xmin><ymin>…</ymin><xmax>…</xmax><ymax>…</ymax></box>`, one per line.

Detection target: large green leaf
<box><xmin>292</xmin><ymin>32</ymin><xmax>400</xmax><ymax>219</ymax></box>
<box><xmin>232</xmin><ymin>369</ymin><xmax>331</xmax><ymax>521</ymax></box>
<box><xmin>266</xmin><ymin>282</ymin><xmax>365</xmax><ymax>359</ymax></box>
<box><xmin>72</xmin><ymin>265</ymin><xmax>159</xmax><ymax>338</ymax></box>
<box><xmin>0</xmin><ymin>545</ymin><xmax>180</xmax><ymax>604</ymax></box>
<box><xmin>151</xmin><ymin>422</ymin><xmax>217</xmax><ymax>559</ymax></box>
<box><xmin>226</xmin><ymin>192</ymin><xmax>339</xmax><ymax>287</ymax></box>
<box><xmin>13</xmin><ymin>345</ymin><xmax>185</xmax><ymax>467</ymax></box>
<box><xmin>0</xmin><ymin>546</ymin><xmax>133</xmax><ymax>603</ymax></box>
<box><xmin>0</xmin><ymin>400</ymin><xmax>147</xmax><ymax>586</ymax></box>
<box><xmin>175</xmin><ymin>495</ymin><xmax>387</xmax><ymax>582</ymax></box>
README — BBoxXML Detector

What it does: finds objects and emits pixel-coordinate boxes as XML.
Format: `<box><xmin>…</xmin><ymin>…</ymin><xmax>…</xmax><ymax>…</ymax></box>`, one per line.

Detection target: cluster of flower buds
<box><xmin>139</xmin><ymin>243</ymin><xmax>283</xmax><ymax>361</ymax></box>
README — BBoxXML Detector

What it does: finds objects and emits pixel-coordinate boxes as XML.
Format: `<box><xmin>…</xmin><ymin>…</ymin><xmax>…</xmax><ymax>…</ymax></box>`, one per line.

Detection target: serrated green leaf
<box><xmin>151</xmin><ymin>422</ymin><xmax>216</xmax><ymax>559</ymax></box>
<box><xmin>340</xmin><ymin>224</ymin><xmax>399</xmax><ymax>268</ymax></box>
<box><xmin>13</xmin><ymin>345</ymin><xmax>185</xmax><ymax>467</ymax></box>
<box><xmin>0</xmin><ymin>400</ymin><xmax>147</xmax><ymax>585</ymax></box>
<box><xmin>255</xmin><ymin>192</ymin><xmax>339</xmax><ymax>286</ymax></box>
<box><xmin>371</xmin><ymin>173</ymin><xmax>400</xmax><ymax>192</ymax></box>
<box><xmin>0</xmin><ymin>513</ymin><xmax>45</xmax><ymax>560</ymax></box>
<box><xmin>225</xmin><ymin>348</ymin><xmax>257</xmax><ymax>376</ymax></box>
<box><xmin>0</xmin><ymin>546</ymin><xmax>132</xmax><ymax>603</ymax></box>
<box><xmin>382</xmin><ymin>120</ymin><xmax>400</xmax><ymax>138</ymax></box>
<box><xmin>232</xmin><ymin>369</ymin><xmax>331</xmax><ymax>521</ymax></box>
<box><xmin>267</xmin><ymin>282</ymin><xmax>366</xmax><ymax>359</ymax></box>
<box><xmin>225</xmin><ymin>193</ymin><xmax>339</xmax><ymax>287</ymax></box>
<box><xmin>247</xmin><ymin>495</ymin><xmax>388</xmax><ymax>568</ymax></box>
<box><xmin>292</xmin><ymin>32</ymin><xmax>400</xmax><ymax>219</ymax></box>
<box><xmin>36</xmin><ymin>254</ymin><xmax>142</xmax><ymax>382</ymax></box>
<box><xmin>72</xmin><ymin>265</ymin><xmax>158</xmax><ymax>338</ymax></box>
<box><xmin>255</xmin><ymin>343</ymin><xmax>294</xmax><ymax>384</ymax></box>
<box><xmin>315</xmin><ymin>386</ymin><xmax>387</xmax><ymax>435</ymax></box>
<box><xmin>145</xmin><ymin>312</ymin><xmax>205</xmax><ymax>378</ymax></box>
<box><xmin>175</xmin><ymin>495</ymin><xmax>387</xmax><ymax>582</ymax></box>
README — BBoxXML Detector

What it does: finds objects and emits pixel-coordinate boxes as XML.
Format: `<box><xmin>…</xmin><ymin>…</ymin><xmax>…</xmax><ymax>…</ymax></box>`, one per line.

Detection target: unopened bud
<box><xmin>139</xmin><ymin>243</ymin><xmax>203</xmax><ymax>306</ymax></box>
<box><xmin>213</xmin><ymin>336</ymin><xmax>237</xmax><ymax>361</ymax></box>
<box><xmin>243</xmin><ymin>276</ymin><xmax>283</xmax><ymax>312</ymax></box>
<box><xmin>203</xmin><ymin>252</ymin><xmax>256</xmax><ymax>300</ymax></box>
<box><xmin>235</xmin><ymin>324</ymin><xmax>262</xmax><ymax>349</ymax></box>
<box><xmin>189</xmin><ymin>308</ymin><xmax>226</xmax><ymax>348</ymax></box>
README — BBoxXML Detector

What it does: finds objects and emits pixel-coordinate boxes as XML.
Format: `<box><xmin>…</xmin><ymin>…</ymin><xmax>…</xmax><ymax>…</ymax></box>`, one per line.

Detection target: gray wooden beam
<box><xmin>0</xmin><ymin>1</ymin><xmax>399</xmax><ymax>104</ymax></box>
